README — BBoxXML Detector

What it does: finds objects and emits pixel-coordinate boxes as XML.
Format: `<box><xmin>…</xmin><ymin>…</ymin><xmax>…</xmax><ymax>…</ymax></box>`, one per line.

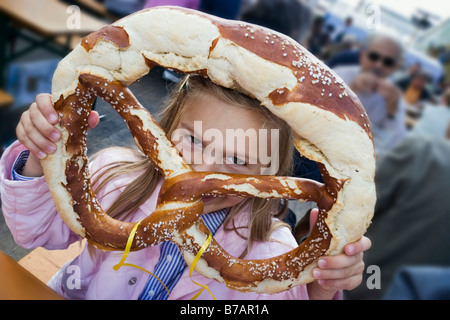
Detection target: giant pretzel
<box><xmin>42</xmin><ymin>7</ymin><xmax>376</xmax><ymax>294</ymax></box>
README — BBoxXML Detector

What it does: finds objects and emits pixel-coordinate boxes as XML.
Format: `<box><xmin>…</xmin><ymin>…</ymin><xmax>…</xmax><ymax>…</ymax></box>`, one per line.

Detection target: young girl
<box><xmin>0</xmin><ymin>75</ymin><xmax>370</xmax><ymax>300</ymax></box>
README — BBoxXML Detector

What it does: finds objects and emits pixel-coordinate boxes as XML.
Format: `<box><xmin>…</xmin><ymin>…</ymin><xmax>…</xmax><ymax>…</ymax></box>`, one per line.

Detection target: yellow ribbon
<box><xmin>113</xmin><ymin>220</ymin><xmax>171</xmax><ymax>298</ymax></box>
<box><xmin>189</xmin><ymin>232</ymin><xmax>216</xmax><ymax>300</ymax></box>
<box><xmin>113</xmin><ymin>220</ymin><xmax>215</xmax><ymax>300</ymax></box>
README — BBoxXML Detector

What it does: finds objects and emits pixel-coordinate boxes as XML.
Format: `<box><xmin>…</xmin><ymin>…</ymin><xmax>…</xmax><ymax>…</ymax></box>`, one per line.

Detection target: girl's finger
<box><xmin>88</xmin><ymin>111</ymin><xmax>100</xmax><ymax>130</ymax></box>
<box><xmin>35</xmin><ymin>93</ymin><xmax>59</xmax><ymax>124</ymax></box>
<box><xmin>29</xmin><ymin>102</ymin><xmax>61</xmax><ymax>142</ymax></box>
<box><xmin>317</xmin><ymin>273</ymin><xmax>363</xmax><ymax>291</ymax></box>
<box><xmin>312</xmin><ymin>237</ymin><xmax>370</xmax><ymax>272</ymax></box>
<box><xmin>309</xmin><ymin>208</ymin><xmax>319</xmax><ymax>230</ymax></box>
<box><xmin>19</xmin><ymin>109</ymin><xmax>57</xmax><ymax>155</ymax></box>
<box><xmin>315</xmin><ymin>257</ymin><xmax>364</xmax><ymax>278</ymax></box>
<box><xmin>16</xmin><ymin>121</ymin><xmax>47</xmax><ymax>159</ymax></box>
<box><xmin>317</xmin><ymin>252</ymin><xmax>364</xmax><ymax>271</ymax></box>
<box><xmin>345</xmin><ymin>236</ymin><xmax>372</xmax><ymax>256</ymax></box>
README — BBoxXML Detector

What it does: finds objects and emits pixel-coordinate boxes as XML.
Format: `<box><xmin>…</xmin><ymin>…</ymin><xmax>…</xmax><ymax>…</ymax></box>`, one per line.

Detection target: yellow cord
<box><xmin>189</xmin><ymin>232</ymin><xmax>216</xmax><ymax>300</ymax></box>
<box><xmin>113</xmin><ymin>220</ymin><xmax>215</xmax><ymax>300</ymax></box>
<box><xmin>113</xmin><ymin>220</ymin><xmax>171</xmax><ymax>298</ymax></box>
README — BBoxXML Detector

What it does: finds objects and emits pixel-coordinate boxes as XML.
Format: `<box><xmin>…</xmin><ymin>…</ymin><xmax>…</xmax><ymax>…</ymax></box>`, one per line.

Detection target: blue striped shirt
<box><xmin>11</xmin><ymin>150</ymin><xmax>229</xmax><ymax>300</ymax></box>
<box><xmin>138</xmin><ymin>208</ymin><xmax>228</xmax><ymax>300</ymax></box>
<box><xmin>11</xmin><ymin>150</ymin><xmax>35</xmax><ymax>181</ymax></box>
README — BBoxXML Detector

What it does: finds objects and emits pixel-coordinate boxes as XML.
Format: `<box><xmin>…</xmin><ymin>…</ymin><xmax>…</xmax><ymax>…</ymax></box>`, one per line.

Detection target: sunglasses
<box><xmin>367</xmin><ymin>51</ymin><xmax>397</xmax><ymax>68</ymax></box>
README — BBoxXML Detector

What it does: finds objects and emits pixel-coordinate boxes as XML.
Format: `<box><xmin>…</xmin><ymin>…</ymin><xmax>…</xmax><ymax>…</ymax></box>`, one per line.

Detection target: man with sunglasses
<box><xmin>333</xmin><ymin>32</ymin><xmax>407</xmax><ymax>157</ymax></box>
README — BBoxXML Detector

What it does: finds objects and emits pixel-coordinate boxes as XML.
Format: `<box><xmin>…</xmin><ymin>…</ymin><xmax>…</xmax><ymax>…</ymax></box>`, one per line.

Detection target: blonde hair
<box><xmin>92</xmin><ymin>75</ymin><xmax>294</xmax><ymax>258</ymax></box>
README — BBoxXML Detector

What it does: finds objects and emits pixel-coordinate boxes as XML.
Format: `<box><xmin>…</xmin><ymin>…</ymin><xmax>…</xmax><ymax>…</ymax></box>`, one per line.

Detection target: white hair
<box><xmin>363</xmin><ymin>32</ymin><xmax>404</xmax><ymax>61</ymax></box>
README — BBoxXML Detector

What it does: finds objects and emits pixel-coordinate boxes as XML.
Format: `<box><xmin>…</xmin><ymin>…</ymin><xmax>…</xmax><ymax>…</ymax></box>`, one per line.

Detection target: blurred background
<box><xmin>1</xmin><ymin>0</ymin><xmax>450</xmax><ymax>300</ymax></box>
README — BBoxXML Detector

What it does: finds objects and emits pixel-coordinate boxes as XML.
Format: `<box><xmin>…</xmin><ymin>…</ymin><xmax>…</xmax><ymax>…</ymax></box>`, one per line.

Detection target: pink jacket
<box><xmin>0</xmin><ymin>141</ymin><xmax>310</xmax><ymax>300</ymax></box>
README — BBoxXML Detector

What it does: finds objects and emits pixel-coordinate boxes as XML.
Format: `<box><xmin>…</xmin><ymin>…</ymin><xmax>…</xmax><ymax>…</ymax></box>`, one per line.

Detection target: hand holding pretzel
<box><xmin>306</xmin><ymin>209</ymin><xmax>372</xmax><ymax>299</ymax></box>
<box><xmin>41</xmin><ymin>7</ymin><xmax>376</xmax><ymax>294</ymax></box>
<box><xmin>15</xmin><ymin>94</ymin><xmax>99</xmax><ymax>177</ymax></box>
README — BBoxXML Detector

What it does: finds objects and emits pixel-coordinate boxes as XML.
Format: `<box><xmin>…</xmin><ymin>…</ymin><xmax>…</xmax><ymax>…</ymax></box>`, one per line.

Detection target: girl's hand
<box><xmin>306</xmin><ymin>209</ymin><xmax>372</xmax><ymax>300</ymax></box>
<box><xmin>15</xmin><ymin>93</ymin><xmax>99</xmax><ymax>177</ymax></box>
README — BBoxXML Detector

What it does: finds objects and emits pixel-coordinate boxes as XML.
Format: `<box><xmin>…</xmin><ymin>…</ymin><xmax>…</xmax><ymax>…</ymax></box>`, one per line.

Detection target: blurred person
<box><xmin>304</xmin><ymin>16</ymin><xmax>331</xmax><ymax>58</ymax></box>
<box><xmin>333</xmin><ymin>16</ymin><xmax>353</xmax><ymax>43</ymax></box>
<box><xmin>410</xmin><ymin>88</ymin><xmax>450</xmax><ymax>138</ymax></box>
<box><xmin>396</xmin><ymin>71</ymin><xmax>434</xmax><ymax>128</ymax></box>
<box><xmin>323</xmin><ymin>34</ymin><xmax>361</xmax><ymax>66</ymax></box>
<box><xmin>239</xmin><ymin>0</ymin><xmax>313</xmax><ymax>43</ymax></box>
<box><xmin>345</xmin><ymin>134</ymin><xmax>450</xmax><ymax>300</ymax></box>
<box><xmin>397</xmin><ymin>71</ymin><xmax>433</xmax><ymax>106</ymax></box>
<box><xmin>333</xmin><ymin>32</ymin><xmax>407</xmax><ymax>157</ymax></box>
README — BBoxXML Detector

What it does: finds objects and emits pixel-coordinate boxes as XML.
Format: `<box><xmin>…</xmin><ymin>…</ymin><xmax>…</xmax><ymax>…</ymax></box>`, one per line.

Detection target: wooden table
<box><xmin>0</xmin><ymin>250</ymin><xmax>64</xmax><ymax>300</ymax></box>
<box><xmin>18</xmin><ymin>240</ymin><xmax>86</xmax><ymax>284</ymax></box>
<box><xmin>0</xmin><ymin>0</ymin><xmax>107</xmax><ymax>87</ymax></box>
<box><xmin>0</xmin><ymin>0</ymin><xmax>106</xmax><ymax>38</ymax></box>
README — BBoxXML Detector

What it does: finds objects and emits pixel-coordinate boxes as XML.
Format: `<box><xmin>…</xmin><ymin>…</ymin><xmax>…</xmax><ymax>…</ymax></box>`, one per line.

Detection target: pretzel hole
<box><xmin>85</xmin><ymin>69</ymin><xmax>169</xmax><ymax>156</ymax></box>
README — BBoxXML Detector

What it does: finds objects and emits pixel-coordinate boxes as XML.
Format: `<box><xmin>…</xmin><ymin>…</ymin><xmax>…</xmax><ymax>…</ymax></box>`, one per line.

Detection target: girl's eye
<box><xmin>225</xmin><ymin>156</ymin><xmax>246</xmax><ymax>166</ymax></box>
<box><xmin>189</xmin><ymin>135</ymin><xmax>203</xmax><ymax>147</ymax></box>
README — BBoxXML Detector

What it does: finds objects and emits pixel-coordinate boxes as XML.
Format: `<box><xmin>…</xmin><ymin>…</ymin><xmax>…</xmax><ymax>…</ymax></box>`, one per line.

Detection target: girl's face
<box><xmin>171</xmin><ymin>93</ymin><xmax>278</xmax><ymax>214</ymax></box>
